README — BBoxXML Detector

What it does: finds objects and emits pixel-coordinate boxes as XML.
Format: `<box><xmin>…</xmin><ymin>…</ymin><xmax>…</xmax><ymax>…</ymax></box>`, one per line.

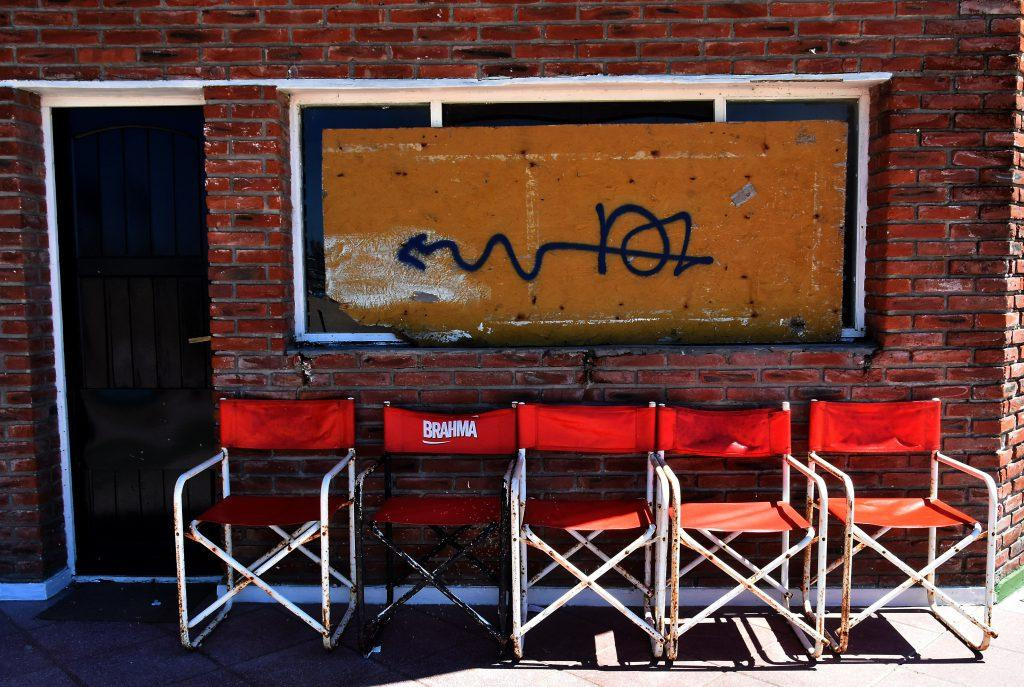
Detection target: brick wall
<box><xmin>0</xmin><ymin>88</ymin><xmax>65</xmax><ymax>581</ymax></box>
<box><xmin>1</xmin><ymin>1</ymin><xmax>1023</xmax><ymax>588</ymax></box>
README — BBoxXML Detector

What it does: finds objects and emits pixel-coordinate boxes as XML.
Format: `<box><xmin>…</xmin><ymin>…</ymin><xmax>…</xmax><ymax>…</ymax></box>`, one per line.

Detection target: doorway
<box><xmin>53</xmin><ymin>106</ymin><xmax>217</xmax><ymax>576</ymax></box>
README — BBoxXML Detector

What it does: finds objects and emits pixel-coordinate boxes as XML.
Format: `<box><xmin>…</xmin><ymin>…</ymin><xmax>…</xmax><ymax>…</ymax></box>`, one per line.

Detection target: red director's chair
<box><xmin>655</xmin><ymin>403</ymin><xmax>834</xmax><ymax>660</ymax></box>
<box><xmin>807</xmin><ymin>399</ymin><xmax>998</xmax><ymax>652</ymax></box>
<box><xmin>509</xmin><ymin>402</ymin><xmax>670</xmax><ymax>659</ymax></box>
<box><xmin>356</xmin><ymin>403</ymin><xmax>516</xmax><ymax>652</ymax></box>
<box><xmin>173</xmin><ymin>398</ymin><xmax>357</xmax><ymax>650</ymax></box>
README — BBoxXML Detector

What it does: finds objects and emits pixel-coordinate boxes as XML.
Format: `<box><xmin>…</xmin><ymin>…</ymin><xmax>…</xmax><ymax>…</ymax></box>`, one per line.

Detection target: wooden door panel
<box><xmin>54</xmin><ymin>107</ymin><xmax>215</xmax><ymax>576</ymax></box>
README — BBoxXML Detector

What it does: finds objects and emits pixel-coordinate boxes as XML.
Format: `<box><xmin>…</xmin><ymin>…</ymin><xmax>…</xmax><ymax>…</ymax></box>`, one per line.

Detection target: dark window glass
<box><xmin>301</xmin><ymin>106</ymin><xmax>430</xmax><ymax>334</ymax></box>
<box><xmin>726</xmin><ymin>100</ymin><xmax>859</xmax><ymax>329</ymax></box>
<box><xmin>442</xmin><ymin>100</ymin><xmax>715</xmax><ymax>127</ymax></box>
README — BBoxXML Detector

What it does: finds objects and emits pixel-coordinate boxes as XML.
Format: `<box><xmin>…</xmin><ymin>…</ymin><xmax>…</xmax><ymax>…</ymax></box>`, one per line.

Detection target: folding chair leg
<box><xmin>926</xmin><ymin>522</ymin><xmax>996</xmax><ymax>652</ymax></box>
<box><xmin>849</xmin><ymin>523</ymin><xmax>996</xmax><ymax>650</ymax></box>
<box><xmin>834</xmin><ymin>516</ymin><xmax>854</xmax><ymax>653</ymax></box>
<box><xmin>174</xmin><ymin>509</ymin><xmax>233</xmax><ymax>649</ymax></box>
<box><xmin>191</xmin><ymin>522</ymin><xmax>328</xmax><ymax>634</ymax></box>
<box><xmin>674</xmin><ymin>528</ymin><xmax>830</xmax><ymax>654</ymax></box>
<box><xmin>498</xmin><ymin>484</ymin><xmax>511</xmax><ymax>643</ymax></box>
<box><xmin>666</xmin><ymin>507</ymin><xmax>681</xmax><ymax>661</ymax></box>
<box><xmin>519</xmin><ymin>525</ymin><xmax>664</xmax><ymax>655</ymax></box>
<box><xmin>361</xmin><ymin>522</ymin><xmax>504</xmax><ymax>652</ymax></box>
<box><xmin>508</xmin><ymin>462</ymin><xmax>529</xmax><ymax>661</ymax></box>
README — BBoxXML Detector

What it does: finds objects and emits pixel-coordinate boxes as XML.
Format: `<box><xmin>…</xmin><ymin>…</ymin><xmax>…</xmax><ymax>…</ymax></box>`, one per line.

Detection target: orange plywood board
<box><xmin>322</xmin><ymin>121</ymin><xmax>847</xmax><ymax>345</ymax></box>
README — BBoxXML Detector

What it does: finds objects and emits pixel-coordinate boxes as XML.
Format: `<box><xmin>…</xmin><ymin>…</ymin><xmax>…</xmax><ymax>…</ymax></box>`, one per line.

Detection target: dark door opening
<box><xmin>53</xmin><ymin>107</ymin><xmax>218</xmax><ymax>576</ymax></box>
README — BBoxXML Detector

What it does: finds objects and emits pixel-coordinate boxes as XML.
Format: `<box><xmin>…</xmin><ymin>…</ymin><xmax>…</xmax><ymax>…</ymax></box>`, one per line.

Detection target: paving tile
<box><xmin>672</xmin><ymin>615</ymin><xmax>784</xmax><ymax>668</ymax></box>
<box><xmin>0</xmin><ymin>633</ymin><xmax>60</xmax><ymax>682</ymax></box>
<box><xmin>901</xmin><ymin>633</ymin><xmax>1017</xmax><ymax>685</ymax></box>
<box><xmin>571</xmin><ymin>662</ymin><xmax>723</xmax><ymax>687</ymax></box>
<box><xmin>4</xmin><ymin>590</ymin><xmax>1024</xmax><ymax>686</ymax></box>
<box><xmin>416</xmin><ymin>663</ymin><xmax>598</xmax><ymax>687</ymax></box>
<box><xmin>827</xmin><ymin>613</ymin><xmax>943</xmax><ymax>658</ymax></box>
<box><xmin>232</xmin><ymin>639</ymin><xmax>417</xmax><ymax>687</ymax></box>
<box><xmin>28</xmin><ymin>619</ymin><xmax>168</xmax><ymax>661</ymax></box>
<box><xmin>0</xmin><ymin>596</ymin><xmax>65</xmax><ymax>632</ymax></box>
<box><xmin>193</xmin><ymin>605</ymin><xmax>319</xmax><ymax>666</ymax></box>
<box><xmin>871</xmin><ymin>667</ymin><xmax>959</xmax><ymax>687</ymax></box>
<box><xmin>412</xmin><ymin>602</ymin><xmax>505</xmax><ymax>634</ymax></box>
<box><xmin>356</xmin><ymin>604</ymin><xmax>485</xmax><ymax>663</ymax></box>
<box><xmin>2</xmin><ymin>665</ymin><xmax>79</xmax><ymax>687</ymax></box>
<box><xmin>168</xmin><ymin>667</ymin><xmax>264</xmax><ymax>687</ymax></box>
<box><xmin>64</xmin><ymin>637</ymin><xmax>221</xmax><ymax>687</ymax></box>
<box><xmin>741</xmin><ymin>656</ymin><xmax>902</xmax><ymax>687</ymax></box>
<box><xmin>0</xmin><ymin>608</ymin><xmax>24</xmax><ymax>637</ymax></box>
<box><xmin>531</xmin><ymin>606</ymin><xmax>662</xmax><ymax>665</ymax></box>
<box><xmin>706</xmin><ymin>673</ymin><xmax>777</xmax><ymax>687</ymax></box>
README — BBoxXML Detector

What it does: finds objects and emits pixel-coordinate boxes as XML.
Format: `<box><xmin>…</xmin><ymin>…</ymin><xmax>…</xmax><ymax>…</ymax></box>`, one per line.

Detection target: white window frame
<box><xmin>285</xmin><ymin>74</ymin><xmax>882</xmax><ymax>344</ymax></box>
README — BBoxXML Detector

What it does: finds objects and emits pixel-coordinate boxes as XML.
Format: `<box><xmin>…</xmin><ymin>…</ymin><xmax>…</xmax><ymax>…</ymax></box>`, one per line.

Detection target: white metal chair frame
<box><xmin>509</xmin><ymin>404</ymin><xmax>671</xmax><ymax>660</ymax></box>
<box><xmin>173</xmin><ymin>446</ymin><xmax>357</xmax><ymax>650</ymax></box>
<box><xmin>657</xmin><ymin>414</ymin><xmax>834</xmax><ymax>660</ymax></box>
<box><xmin>807</xmin><ymin>447</ymin><xmax>998</xmax><ymax>652</ymax></box>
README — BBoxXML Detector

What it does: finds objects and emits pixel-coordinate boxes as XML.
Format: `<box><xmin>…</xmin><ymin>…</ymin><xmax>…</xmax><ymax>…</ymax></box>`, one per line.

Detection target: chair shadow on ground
<box><xmin>424</xmin><ymin>607</ymin><xmax>986</xmax><ymax>675</ymax></box>
<box><xmin>8</xmin><ymin>588</ymin><xmax>991</xmax><ymax>687</ymax></box>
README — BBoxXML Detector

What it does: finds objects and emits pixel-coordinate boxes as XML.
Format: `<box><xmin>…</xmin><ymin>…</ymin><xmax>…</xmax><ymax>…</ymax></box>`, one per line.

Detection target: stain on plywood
<box><xmin>321</xmin><ymin>121</ymin><xmax>847</xmax><ymax>345</ymax></box>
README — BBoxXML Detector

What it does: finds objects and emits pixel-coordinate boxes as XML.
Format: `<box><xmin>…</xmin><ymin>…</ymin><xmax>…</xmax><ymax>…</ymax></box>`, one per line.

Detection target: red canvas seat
<box><xmin>675</xmin><ymin>501</ymin><xmax>810</xmax><ymax>533</ymax></box>
<box><xmin>808</xmin><ymin>399</ymin><xmax>997</xmax><ymax>653</ymax></box>
<box><xmin>373</xmin><ymin>495</ymin><xmax>500</xmax><ymax>526</ymax></box>
<box><xmin>174</xmin><ymin>398</ymin><xmax>358</xmax><ymax>651</ymax></box>
<box><xmin>657</xmin><ymin>404</ymin><xmax>833</xmax><ymax>659</ymax></box>
<box><xmin>509</xmin><ymin>403</ymin><xmax>668</xmax><ymax>660</ymax></box>
<box><xmin>524</xmin><ymin>498</ymin><xmax>653</xmax><ymax>531</ymax></box>
<box><xmin>197</xmin><ymin>495</ymin><xmax>351</xmax><ymax>527</ymax></box>
<box><xmin>826</xmin><ymin>497</ymin><xmax>975</xmax><ymax>530</ymax></box>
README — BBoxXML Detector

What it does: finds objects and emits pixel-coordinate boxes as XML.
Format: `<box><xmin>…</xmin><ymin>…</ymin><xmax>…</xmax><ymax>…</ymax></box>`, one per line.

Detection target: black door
<box><xmin>54</xmin><ymin>107</ymin><xmax>217</xmax><ymax>576</ymax></box>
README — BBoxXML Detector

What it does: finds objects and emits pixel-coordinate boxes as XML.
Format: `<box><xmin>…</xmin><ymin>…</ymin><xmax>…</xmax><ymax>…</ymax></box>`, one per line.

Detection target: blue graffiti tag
<box><xmin>395</xmin><ymin>203</ymin><xmax>714</xmax><ymax>281</ymax></box>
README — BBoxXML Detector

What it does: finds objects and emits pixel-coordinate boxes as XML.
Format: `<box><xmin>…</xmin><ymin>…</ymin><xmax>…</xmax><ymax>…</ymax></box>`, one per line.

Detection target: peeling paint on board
<box><xmin>322</xmin><ymin>121</ymin><xmax>847</xmax><ymax>346</ymax></box>
<box><xmin>730</xmin><ymin>182</ymin><xmax>757</xmax><ymax>207</ymax></box>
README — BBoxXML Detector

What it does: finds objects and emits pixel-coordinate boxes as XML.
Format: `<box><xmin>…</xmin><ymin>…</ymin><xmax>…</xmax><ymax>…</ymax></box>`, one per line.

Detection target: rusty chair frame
<box><xmin>173</xmin><ymin>399</ymin><xmax>358</xmax><ymax>650</ymax></box>
<box><xmin>356</xmin><ymin>403</ymin><xmax>514</xmax><ymax>654</ymax></box>
<box><xmin>657</xmin><ymin>402</ymin><xmax>835</xmax><ymax>660</ymax></box>
<box><xmin>806</xmin><ymin>399</ymin><xmax>998</xmax><ymax>653</ymax></box>
<box><xmin>509</xmin><ymin>402</ymin><xmax>670</xmax><ymax>660</ymax></box>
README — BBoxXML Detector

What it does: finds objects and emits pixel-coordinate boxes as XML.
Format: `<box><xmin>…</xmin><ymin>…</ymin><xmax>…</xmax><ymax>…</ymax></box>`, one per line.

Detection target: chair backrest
<box><xmin>383</xmin><ymin>406</ymin><xmax>516</xmax><ymax>455</ymax></box>
<box><xmin>657</xmin><ymin>405</ymin><xmax>791</xmax><ymax>458</ymax></box>
<box><xmin>808</xmin><ymin>399</ymin><xmax>941</xmax><ymax>454</ymax></box>
<box><xmin>219</xmin><ymin>398</ymin><xmax>355</xmax><ymax>451</ymax></box>
<box><xmin>516</xmin><ymin>404</ymin><xmax>656</xmax><ymax>454</ymax></box>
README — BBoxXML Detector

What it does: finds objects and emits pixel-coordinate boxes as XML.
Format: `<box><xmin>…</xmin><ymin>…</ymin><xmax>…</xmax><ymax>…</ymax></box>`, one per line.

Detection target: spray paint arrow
<box><xmin>395</xmin><ymin>203</ymin><xmax>713</xmax><ymax>281</ymax></box>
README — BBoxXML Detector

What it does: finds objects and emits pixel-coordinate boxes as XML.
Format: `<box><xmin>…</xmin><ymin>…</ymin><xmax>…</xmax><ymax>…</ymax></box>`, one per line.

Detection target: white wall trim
<box><xmin>5</xmin><ymin>73</ymin><xmax>891</xmax><ymax>96</ymax></box>
<box><xmin>0</xmin><ymin>568</ymin><xmax>73</xmax><ymax>601</ymax></box>
<box><xmin>41</xmin><ymin>105</ymin><xmax>76</xmax><ymax>577</ymax></box>
<box><xmin>218</xmin><ymin>582</ymin><xmax>985</xmax><ymax>609</ymax></box>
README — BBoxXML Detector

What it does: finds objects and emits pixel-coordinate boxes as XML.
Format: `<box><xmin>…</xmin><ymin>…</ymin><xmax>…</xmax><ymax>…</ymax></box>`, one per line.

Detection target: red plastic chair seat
<box><xmin>374</xmin><ymin>495</ymin><xmax>501</xmax><ymax>526</ymax></box>
<box><xmin>676</xmin><ymin>501</ymin><xmax>810</xmax><ymax>533</ymax></box>
<box><xmin>197</xmin><ymin>495</ymin><xmax>350</xmax><ymax>527</ymax></box>
<box><xmin>524</xmin><ymin>498</ymin><xmax>653</xmax><ymax>531</ymax></box>
<box><xmin>828</xmin><ymin>497</ymin><xmax>976</xmax><ymax>529</ymax></box>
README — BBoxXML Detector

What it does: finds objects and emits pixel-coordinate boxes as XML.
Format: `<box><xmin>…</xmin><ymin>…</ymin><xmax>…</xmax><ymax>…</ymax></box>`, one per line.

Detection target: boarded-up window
<box><xmin>300</xmin><ymin>101</ymin><xmax>857</xmax><ymax>345</ymax></box>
